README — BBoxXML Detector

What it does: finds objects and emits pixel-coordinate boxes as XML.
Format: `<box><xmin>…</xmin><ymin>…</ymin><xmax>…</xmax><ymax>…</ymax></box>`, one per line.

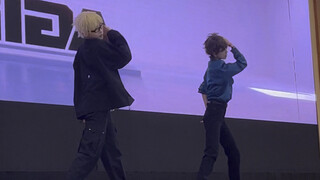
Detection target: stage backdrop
<box><xmin>0</xmin><ymin>0</ymin><xmax>316</xmax><ymax>124</ymax></box>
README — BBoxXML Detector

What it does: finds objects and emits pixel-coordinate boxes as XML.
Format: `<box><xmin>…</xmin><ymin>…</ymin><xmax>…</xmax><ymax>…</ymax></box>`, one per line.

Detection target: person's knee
<box><xmin>204</xmin><ymin>148</ymin><xmax>219</xmax><ymax>161</ymax></box>
<box><xmin>78</xmin><ymin>128</ymin><xmax>105</xmax><ymax>158</ymax></box>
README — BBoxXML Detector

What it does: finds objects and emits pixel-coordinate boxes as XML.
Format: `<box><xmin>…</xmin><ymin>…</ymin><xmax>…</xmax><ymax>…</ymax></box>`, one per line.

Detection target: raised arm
<box><xmin>221</xmin><ymin>38</ymin><xmax>247</xmax><ymax>76</ymax></box>
<box><xmin>100</xmin><ymin>27</ymin><xmax>132</xmax><ymax>69</ymax></box>
<box><xmin>221</xmin><ymin>47</ymin><xmax>247</xmax><ymax>77</ymax></box>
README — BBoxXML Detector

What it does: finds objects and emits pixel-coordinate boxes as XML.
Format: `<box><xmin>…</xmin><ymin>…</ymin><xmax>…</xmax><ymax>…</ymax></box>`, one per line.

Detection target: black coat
<box><xmin>73</xmin><ymin>30</ymin><xmax>134</xmax><ymax>119</ymax></box>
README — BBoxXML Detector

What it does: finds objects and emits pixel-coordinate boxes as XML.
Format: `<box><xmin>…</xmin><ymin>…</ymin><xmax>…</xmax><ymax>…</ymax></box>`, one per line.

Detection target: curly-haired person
<box><xmin>197</xmin><ymin>33</ymin><xmax>247</xmax><ymax>180</ymax></box>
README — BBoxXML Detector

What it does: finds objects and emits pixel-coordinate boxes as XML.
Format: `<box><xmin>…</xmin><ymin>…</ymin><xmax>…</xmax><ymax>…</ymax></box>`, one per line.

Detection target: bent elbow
<box><xmin>243</xmin><ymin>63</ymin><xmax>248</xmax><ymax>68</ymax></box>
<box><xmin>126</xmin><ymin>52</ymin><xmax>132</xmax><ymax>61</ymax></box>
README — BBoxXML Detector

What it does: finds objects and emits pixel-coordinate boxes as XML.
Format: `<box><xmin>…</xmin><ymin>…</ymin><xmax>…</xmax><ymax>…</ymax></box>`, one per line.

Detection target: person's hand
<box><xmin>82</xmin><ymin>119</ymin><xmax>85</xmax><ymax>123</ymax></box>
<box><xmin>88</xmin><ymin>28</ymin><xmax>103</xmax><ymax>39</ymax></box>
<box><xmin>224</xmin><ymin>37</ymin><xmax>234</xmax><ymax>48</ymax></box>
<box><xmin>103</xmin><ymin>25</ymin><xmax>111</xmax><ymax>33</ymax></box>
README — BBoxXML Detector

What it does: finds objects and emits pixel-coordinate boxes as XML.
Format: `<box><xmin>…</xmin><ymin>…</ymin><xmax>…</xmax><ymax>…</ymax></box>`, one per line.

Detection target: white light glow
<box><xmin>250</xmin><ymin>87</ymin><xmax>315</xmax><ymax>101</ymax></box>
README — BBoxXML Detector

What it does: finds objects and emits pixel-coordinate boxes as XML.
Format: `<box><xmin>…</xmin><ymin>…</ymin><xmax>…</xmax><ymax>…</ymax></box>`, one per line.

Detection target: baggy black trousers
<box><xmin>197</xmin><ymin>101</ymin><xmax>240</xmax><ymax>180</ymax></box>
<box><xmin>67</xmin><ymin>111</ymin><xmax>126</xmax><ymax>180</ymax></box>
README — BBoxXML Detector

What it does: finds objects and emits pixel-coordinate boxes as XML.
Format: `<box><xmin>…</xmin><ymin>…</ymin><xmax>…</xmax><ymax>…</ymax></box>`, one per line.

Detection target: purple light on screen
<box><xmin>0</xmin><ymin>0</ymin><xmax>316</xmax><ymax>124</ymax></box>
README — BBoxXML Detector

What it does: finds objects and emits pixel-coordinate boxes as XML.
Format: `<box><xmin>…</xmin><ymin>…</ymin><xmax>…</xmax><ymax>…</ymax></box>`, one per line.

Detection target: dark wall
<box><xmin>1</xmin><ymin>100</ymin><xmax>320</xmax><ymax>174</ymax></box>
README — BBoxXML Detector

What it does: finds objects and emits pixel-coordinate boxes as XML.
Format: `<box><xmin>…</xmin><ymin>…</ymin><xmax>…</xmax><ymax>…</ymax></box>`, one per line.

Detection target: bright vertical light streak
<box><xmin>0</xmin><ymin>0</ymin><xmax>5</xmax><ymax>42</ymax></box>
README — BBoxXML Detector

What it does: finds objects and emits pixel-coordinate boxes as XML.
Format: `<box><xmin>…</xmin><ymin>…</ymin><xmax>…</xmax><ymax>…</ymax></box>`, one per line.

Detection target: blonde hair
<box><xmin>73</xmin><ymin>11</ymin><xmax>103</xmax><ymax>38</ymax></box>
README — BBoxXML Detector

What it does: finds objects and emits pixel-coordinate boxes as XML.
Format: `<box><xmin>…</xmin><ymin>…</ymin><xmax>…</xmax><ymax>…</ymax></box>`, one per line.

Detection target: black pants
<box><xmin>67</xmin><ymin>111</ymin><xmax>126</xmax><ymax>180</ymax></box>
<box><xmin>197</xmin><ymin>101</ymin><xmax>240</xmax><ymax>180</ymax></box>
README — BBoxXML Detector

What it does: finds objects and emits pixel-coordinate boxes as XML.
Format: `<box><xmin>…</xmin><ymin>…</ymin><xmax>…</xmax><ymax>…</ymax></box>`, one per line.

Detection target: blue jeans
<box><xmin>67</xmin><ymin>111</ymin><xmax>126</xmax><ymax>180</ymax></box>
<box><xmin>197</xmin><ymin>101</ymin><xmax>240</xmax><ymax>180</ymax></box>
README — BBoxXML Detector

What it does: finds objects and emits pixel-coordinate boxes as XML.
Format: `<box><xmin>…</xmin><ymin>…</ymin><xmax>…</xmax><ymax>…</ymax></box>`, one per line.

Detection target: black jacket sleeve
<box><xmin>99</xmin><ymin>30</ymin><xmax>132</xmax><ymax>69</ymax></box>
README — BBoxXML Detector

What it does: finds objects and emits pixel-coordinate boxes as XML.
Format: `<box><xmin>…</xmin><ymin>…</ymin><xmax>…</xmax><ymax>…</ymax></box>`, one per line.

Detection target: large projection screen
<box><xmin>0</xmin><ymin>0</ymin><xmax>316</xmax><ymax>124</ymax></box>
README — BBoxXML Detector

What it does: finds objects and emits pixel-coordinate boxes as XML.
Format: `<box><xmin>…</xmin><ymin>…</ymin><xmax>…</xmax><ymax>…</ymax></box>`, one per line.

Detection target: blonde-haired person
<box><xmin>73</xmin><ymin>11</ymin><xmax>104</xmax><ymax>39</ymax></box>
<box><xmin>67</xmin><ymin>11</ymin><xmax>133</xmax><ymax>180</ymax></box>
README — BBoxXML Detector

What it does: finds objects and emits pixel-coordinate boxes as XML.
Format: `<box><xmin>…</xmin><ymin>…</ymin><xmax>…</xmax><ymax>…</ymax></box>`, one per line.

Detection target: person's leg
<box><xmin>100</xmin><ymin>112</ymin><xmax>126</xmax><ymax>180</ymax></box>
<box><xmin>197</xmin><ymin>103</ymin><xmax>226</xmax><ymax>180</ymax></box>
<box><xmin>67</xmin><ymin>111</ymin><xmax>108</xmax><ymax>180</ymax></box>
<box><xmin>220</xmin><ymin>122</ymin><xmax>240</xmax><ymax>180</ymax></box>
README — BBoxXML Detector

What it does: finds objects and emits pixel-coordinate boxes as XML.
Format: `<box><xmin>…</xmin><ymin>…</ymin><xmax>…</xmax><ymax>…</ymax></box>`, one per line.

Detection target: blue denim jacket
<box><xmin>198</xmin><ymin>47</ymin><xmax>247</xmax><ymax>103</ymax></box>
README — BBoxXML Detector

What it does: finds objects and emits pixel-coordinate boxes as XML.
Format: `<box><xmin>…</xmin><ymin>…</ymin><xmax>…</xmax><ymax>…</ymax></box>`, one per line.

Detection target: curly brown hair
<box><xmin>204</xmin><ymin>33</ymin><xmax>227</xmax><ymax>57</ymax></box>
